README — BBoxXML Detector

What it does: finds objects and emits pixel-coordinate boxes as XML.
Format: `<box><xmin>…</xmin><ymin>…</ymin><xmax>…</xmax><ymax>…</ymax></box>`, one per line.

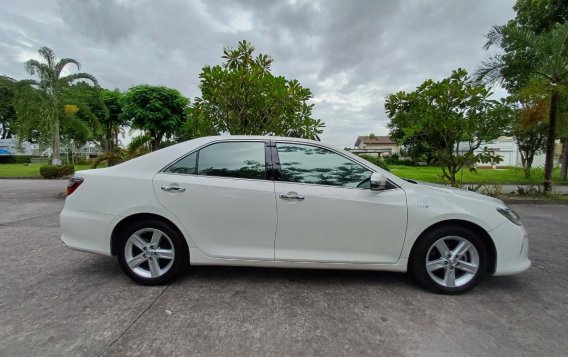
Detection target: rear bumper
<box><xmin>489</xmin><ymin>221</ymin><xmax>531</xmax><ymax>276</ymax></box>
<box><xmin>60</xmin><ymin>206</ymin><xmax>115</xmax><ymax>256</ymax></box>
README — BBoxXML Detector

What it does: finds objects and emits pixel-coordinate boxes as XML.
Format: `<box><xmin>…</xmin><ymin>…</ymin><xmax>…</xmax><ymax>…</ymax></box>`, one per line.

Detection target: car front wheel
<box><xmin>117</xmin><ymin>220</ymin><xmax>188</xmax><ymax>285</ymax></box>
<box><xmin>410</xmin><ymin>225</ymin><xmax>488</xmax><ymax>294</ymax></box>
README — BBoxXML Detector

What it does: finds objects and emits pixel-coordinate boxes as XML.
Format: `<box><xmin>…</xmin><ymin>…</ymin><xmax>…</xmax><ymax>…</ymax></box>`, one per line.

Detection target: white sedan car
<box><xmin>61</xmin><ymin>136</ymin><xmax>530</xmax><ymax>294</ymax></box>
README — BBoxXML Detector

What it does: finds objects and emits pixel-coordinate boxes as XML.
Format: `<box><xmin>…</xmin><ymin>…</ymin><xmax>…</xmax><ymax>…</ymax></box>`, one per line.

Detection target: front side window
<box><xmin>197</xmin><ymin>142</ymin><xmax>266</xmax><ymax>180</ymax></box>
<box><xmin>276</xmin><ymin>143</ymin><xmax>372</xmax><ymax>188</ymax></box>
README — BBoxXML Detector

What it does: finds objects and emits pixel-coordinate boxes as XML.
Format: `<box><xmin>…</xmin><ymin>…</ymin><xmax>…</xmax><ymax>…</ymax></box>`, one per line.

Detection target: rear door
<box><xmin>153</xmin><ymin>140</ymin><xmax>276</xmax><ymax>260</ymax></box>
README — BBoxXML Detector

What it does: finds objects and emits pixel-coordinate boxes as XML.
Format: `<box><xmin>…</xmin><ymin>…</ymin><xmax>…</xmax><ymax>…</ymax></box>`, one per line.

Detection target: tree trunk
<box><xmin>520</xmin><ymin>151</ymin><xmax>529</xmax><ymax>177</ymax></box>
<box><xmin>150</xmin><ymin>130</ymin><xmax>163</xmax><ymax>152</ymax></box>
<box><xmin>52</xmin><ymin>114</ymin><xmax>61</xmax><ymax>166</ymax></box>
<box><xmin>525</xmin><ymin>152</ymin><xmax>534</xmax><ymax>178</ymax></box>
<box><xmin>561</xmin><ymin>137</ymin><xmax>568</xmax><ymax>181</ymax></box>
<box><xmin>543</xmin><ymin>89</ymin><xmax>559</xmax><ymax>191</ymax></box>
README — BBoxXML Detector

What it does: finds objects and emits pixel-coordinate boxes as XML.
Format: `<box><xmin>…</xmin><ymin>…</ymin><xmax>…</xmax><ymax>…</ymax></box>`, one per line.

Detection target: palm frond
<box><xmin>55</xmin><ymin>58</ymin><xmax>81</xmax><ymax>78</ymax></box>
<box><xmin>73</xmin><ymin>101</ymin><xmax>103</xmax><ymax>134</ymax></box>
<box><xmin>503</xmin><ymin>26</ymin><xmax>545</xmax><ymax>51</ymax></box>
<box><xmin>60</xmin><ymin>113</ymin><xmax>92</xmax><ymax>139</ymax></box>
<box><xmin>126</xmin><ymin>134</ymin><xmax>151</xmax><ymax>156</ymax></box>
<box><xmin>483</xmin><ymin>25</ymin><xmax>505</xmax><ymax>50</ymax></box>
<box><xmin>38</xmin><ymin>47</ymin><xmax>56</xmax><ymax>68</ymax></box>
<box><xmin>60</xmin><ymin>72</ymin><xmax>98</xmax><ymax>87</ymax></box>
<box><xmin>474</xmin><ymin>54</ymin><xmax>506</xmax><ymax>85</ymax></box>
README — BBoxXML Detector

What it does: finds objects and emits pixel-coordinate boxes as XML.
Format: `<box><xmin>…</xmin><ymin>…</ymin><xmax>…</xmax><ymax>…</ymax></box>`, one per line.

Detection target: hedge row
<box><xmin>0</xmin><ymin>155</ymin><xmax>34</xmax><ymax>164</ymax></box>
<box><xmin>39</xmin><ymin>165</ymin><xmax>75</xmax><ymax>179</ymax></box>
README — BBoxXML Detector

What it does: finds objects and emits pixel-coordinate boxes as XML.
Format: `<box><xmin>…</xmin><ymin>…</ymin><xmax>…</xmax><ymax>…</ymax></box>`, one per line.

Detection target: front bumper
<box><xmin>489</xmin><ymin>221</ymin><xmax>531</xmax><ymax>276</ymax></box>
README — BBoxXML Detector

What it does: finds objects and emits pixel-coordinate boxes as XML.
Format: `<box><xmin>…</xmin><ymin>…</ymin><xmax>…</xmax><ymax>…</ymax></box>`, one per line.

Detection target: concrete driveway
<box><xmin>0</xmin><ymin>179</ymin><xmax>566</xmax><ymax>356</ymax></box>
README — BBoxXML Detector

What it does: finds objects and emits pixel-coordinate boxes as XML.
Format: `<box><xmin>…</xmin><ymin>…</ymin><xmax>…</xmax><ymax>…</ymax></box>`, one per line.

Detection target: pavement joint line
<box><xmin>98</xmin><ymin>285</ymin><xmax>170</xmax><ymax>356</ymax></box>
<box><xmin>531</xmin><ymin>264</ymin><xmax>568</xmax><ymax>283</ymax></box>
<box><xmin>0</xmin><ymin>213</ymin><xmax>59</xmax><ymax>227</ymax></box>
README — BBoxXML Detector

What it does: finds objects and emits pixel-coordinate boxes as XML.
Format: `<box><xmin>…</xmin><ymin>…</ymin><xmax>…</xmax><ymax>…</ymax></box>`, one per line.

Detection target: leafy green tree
<box><xmin>87</xmin><ymin>88</ymin><xmax>127</xmax><ymax>154</ymax></box>
<box><xmin>477</xmin><ymin>23</ymin><xmax>568</xmax><ymax>190</ymax></box>
<box><xmin>514</xmin><ymin>0</ymin><xmax>568</xmax><ymax>33</ymax></box>
<box><xmin>102</xmin><ymin>89</ymin><xmax>127</xmax><ymax>153</ymax></box>
<box><xmin>505</xmin><ymin>81</ymin><xmax>550</xmax><ymax>178</ymax></box>
<box><xmin>512</xmin><ymin>103</ymin><xmax>549</xmax><ymax>178</ymax></box>
<box><xmin>190</xmin><ymin>40</ymin><xmax>324</xmax><ymax>140</ymax></box>
<box><xmin>0</xmin><ymin>75</ymin><xmax>17</xmax><ymax>139</ymax></box>
<box><xmin>120</xmin><ymin>85</ymin><xmax>188</xmax><ymax>151</ymax></box>
<box><xmin>386</xmin><ymin>69</ymin><xmax>508</xmax><ymax>187</ymax></box>
<box><xmin>483</xmin><ymin>0</ymin><xmax>568</xmax><ymax>93</ymax></box>
<box><xmin>180</xmin><ymin>104</ymin><xmax>218</xmax><ymax>140</ymax></box>
<box><xmin>19</xmin><ymin>47</ymin><xmax>98</xmax><ymax>164</ymax></box>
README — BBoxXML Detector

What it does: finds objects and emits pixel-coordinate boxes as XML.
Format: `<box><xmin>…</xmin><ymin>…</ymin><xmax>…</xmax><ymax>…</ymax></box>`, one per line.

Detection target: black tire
<box><xmin>410</xmin><ymin>225</ymin><xmax>488</xmax><ymax>294</ymax></box>
<box><xmin>117</xmin><ymin>219</ymin><xmax>188</xmax><ymax>285</ymax></box>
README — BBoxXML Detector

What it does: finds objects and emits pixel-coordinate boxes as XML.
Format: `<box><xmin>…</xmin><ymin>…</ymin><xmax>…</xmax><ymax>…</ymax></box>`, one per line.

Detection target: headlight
<box><xmin>497</xmin><ymin>207</ymin><xmax>522</xmax><ymax>226</ymax></box>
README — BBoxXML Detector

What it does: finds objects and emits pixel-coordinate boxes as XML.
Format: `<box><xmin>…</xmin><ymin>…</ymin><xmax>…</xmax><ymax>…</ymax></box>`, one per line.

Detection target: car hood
<box><xmin>411</xmin><ymin>181</ymin><xmax>505</xmax><ymax>206</ymax></box>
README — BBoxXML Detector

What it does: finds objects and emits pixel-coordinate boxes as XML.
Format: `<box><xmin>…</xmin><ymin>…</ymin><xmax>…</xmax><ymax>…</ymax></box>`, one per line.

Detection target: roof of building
<box><xmin>354</xmin><ymin>136</ymin><xmax>396</xmax><ymax>147</ymax></box>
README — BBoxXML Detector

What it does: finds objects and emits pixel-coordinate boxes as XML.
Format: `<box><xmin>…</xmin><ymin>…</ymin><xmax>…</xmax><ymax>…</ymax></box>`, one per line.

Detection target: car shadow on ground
<box><xmin>67</xmin><ymin>254</ymin><xmax>527</xmax><ymax>294</ymax></box>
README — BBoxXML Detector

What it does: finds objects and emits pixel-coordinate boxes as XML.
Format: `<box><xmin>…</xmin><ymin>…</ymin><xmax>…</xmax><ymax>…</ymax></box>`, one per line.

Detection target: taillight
<box><xmin>67</xmin><ymin>177</ymin><xmax>84</xmax><ymax>196</ymax></box>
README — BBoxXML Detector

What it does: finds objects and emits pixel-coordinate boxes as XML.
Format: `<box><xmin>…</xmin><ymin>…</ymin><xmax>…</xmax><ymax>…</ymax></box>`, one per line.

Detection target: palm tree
<box><xmin>24</xmin><ymin>47</ymin><xmax>98</xmax><ymax>165</ymax></box>
<box><xmin>476</xmin><ymin>23</ymin><xmax>568</xmax><ymax>191</ymax></box>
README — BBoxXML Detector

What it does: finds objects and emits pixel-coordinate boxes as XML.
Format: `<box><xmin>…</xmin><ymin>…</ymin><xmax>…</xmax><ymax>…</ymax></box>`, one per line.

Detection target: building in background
<box><xmin>348</xmin><ymin>136</ymin><xmax>400</xmax><ymax>157</ymax></box>
<box><xmin>0</xmin><ymin>137</ymin><xmax>101</xmax><ymax>161</ymax></box>
<box><xmin>459</xmin><ymin>136</ymin><xmax>561</xmax><ymax>168</ymax></box>
<box><xmin>0</xmin><ymin>138</ymin><xmax>36</xmax><ymax>155</ymax></box>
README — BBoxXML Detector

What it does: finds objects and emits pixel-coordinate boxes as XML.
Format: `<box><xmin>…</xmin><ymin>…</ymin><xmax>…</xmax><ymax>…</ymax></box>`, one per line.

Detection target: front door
<box><xmin>273</xmin><ymin>142</ymin><xmax>407</xmax><ymax>263</ymax></box>
<box><xmin>153</xmin><ymin>140</ymin><xmax>276</xmax><ymax>260</ymax></box>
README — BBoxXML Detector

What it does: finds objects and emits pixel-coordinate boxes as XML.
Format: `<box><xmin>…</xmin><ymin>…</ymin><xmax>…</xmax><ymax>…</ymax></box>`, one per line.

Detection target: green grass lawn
<box><xmin>389</xmin><ymin>165</ymin><xmax>568</xmax><ymax>185</ymax></box>
<box><xmin>0</xmin><ymin>163</ymin><xmax>95</xmax><ymax>178</ymax></box>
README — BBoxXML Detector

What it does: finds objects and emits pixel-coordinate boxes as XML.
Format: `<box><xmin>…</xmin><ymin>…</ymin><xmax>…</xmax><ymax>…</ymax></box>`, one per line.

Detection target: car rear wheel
<box><xmin>410</xmin><ymin>225</ymin><xmax>487</xmax><ymax>294</ymax></box>
<box><xmin>117</xmin><ymin>219</ymin><xmax>188</xmax><ymax>285</ymax></box>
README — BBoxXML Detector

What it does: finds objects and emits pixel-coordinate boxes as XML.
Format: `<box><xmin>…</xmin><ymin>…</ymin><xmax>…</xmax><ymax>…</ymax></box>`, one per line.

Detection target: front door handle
<box><xmin>279</xmin><ymin>193</ymin><xmax>305</xmax><ymax>200</ymax></box>
<box><xmin>161</xmin><ymin>185</ymin><xmax>186</xmax><ymax>192</ymax></box>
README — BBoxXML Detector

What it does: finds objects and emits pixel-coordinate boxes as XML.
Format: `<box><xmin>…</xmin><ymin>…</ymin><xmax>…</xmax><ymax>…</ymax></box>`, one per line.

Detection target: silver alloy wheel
<box><xmin>425</xmin><ymin>236</ymin><xmax>480</xmax><ymax>288</ymax></box>
<box><xmin>124</xmin><ymin>228</ymin><xmax>175</xmax><ymax>279</ymax></box>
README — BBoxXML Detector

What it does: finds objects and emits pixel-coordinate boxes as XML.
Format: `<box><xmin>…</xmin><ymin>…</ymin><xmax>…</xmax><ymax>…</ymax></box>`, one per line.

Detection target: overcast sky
<box><xmin>0</xmin><ymin>0</ymin><xmax>515</xmax><ymax>147</ymax></box>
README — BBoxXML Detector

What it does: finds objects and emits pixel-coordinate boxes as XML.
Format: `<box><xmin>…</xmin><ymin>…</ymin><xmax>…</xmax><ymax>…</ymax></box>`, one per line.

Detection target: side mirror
<box><xmin>370</xmin><ymin>172</ymin><xmax>387</xmax><ymax>191</ymax></box>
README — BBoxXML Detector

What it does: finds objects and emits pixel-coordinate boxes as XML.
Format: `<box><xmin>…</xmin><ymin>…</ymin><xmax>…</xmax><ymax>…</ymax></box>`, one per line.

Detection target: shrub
<box><xmin>359</xmin><ymin>154</ymin><xmax>390</xmax><ymax>172</ymax></box>
<box><xmin>39</xmin><ymin>165</ymin><xmax>75</xmax><ymax>179</ymax></box>
<box><xmin>73</xmin><ymin>157</ymin><xmax>91</xmax><ymax>165</ymax></box>
<box><xmin>0</xmin><ymin>155</ymin><xmax>33</xmax><ymax>164</ymax></box>
<box><xmin>384</xmin><ymin>153</ymin><xmax>417</xmax><ymax>166</ymax></box>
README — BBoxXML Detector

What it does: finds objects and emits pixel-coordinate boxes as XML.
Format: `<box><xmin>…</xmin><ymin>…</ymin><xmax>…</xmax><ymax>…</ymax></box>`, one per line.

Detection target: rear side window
<box><xmin>164</xmin><ymin>152</ymin><xmax>197</xmax><ymax>175</ymax></box>
<box><xmin>197</xmin><ymin>142</ymin><xmax>266</xmax><ymax>180</ymax></box>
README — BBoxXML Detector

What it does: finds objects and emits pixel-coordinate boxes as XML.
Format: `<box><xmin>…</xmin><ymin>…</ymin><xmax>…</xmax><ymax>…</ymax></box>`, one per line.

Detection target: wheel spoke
<box><xmin>150</xmin><ymin>230</ymin><xmax>162</xmax><ymax>246</ymax></box>
<box><xmin>148</xmin><ymin>258</ymin><xmax>161</xmax><ymax>278</ymax></box>
<box><xmin>444</xmin><ymin>268</ymin><xmax>456</xmax><ymax>287</ymax></box>
<box><xmin>155</xmin><ymin>249</ymin><xmax>174</xmax><ymax>260</ymax></box>
<box><xmin>456</xmin><ymin>260</ymin><xmax>478</xmax><ymax>274</ymax></box>
<box><xmin>426</xmin><ymin>258</ymin><xmax>445</xmax><ymax>272</ymax></box>
<box><xmin>130</xmin><ymin>234</ymin><xmax>147</xmax><ymax>250</ymax></box>
<box><xmin>434</xmin><ymin>240</ymin><xmax>450</xmax><ymax>257</ymax></box>
<box><xmin>452</xmin><ymin>241</ymin><xmax>471</xmax><ymax>258</ymax></box>
<box><xmin>128</xmin><ymin>253</ymin><xmax>147</xmax><ymax>268</ymax></box>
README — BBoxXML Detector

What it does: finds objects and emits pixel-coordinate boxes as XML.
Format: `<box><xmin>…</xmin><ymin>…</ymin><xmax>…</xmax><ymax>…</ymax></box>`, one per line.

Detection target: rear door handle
<box><xmin>161</xmin><ymin>185</ymin><xmax>186</xmax><ymax>192</ymax></box>
<box><xmin>279</xmin><ymin>193</ymin><xmax>304</xmax><ymax>200</ymax></box>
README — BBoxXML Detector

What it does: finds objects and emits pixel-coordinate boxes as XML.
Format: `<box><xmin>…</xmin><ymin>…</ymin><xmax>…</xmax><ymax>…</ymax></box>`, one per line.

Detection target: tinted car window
<box><xmin>198</xmin><ymin>142</ymin><xmax>266</xmax><ymax>180</ymax></box>
<box><xmin>277</xmin><ymin>143</ymin><xmax>372</xmax><ymax>188</ymax></box>
<box><xmin>164</xmin><ymin>152</ymin><xmax>197</xmax><ymax>175</ymax></box>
